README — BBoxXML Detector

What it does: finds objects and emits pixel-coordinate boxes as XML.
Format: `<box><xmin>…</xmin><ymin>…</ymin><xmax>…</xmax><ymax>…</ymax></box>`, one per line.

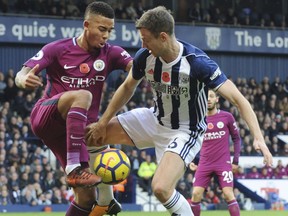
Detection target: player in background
<box><xmin>15</xmin><ymin>2</ymin><xmax>133</xmax><ymax>216</ymax></box>
<box><xmin>86</xmin><ymin>6</ymin><xmax>272</xmax><ymax>215</ymax></box>
<box><xmin>190</xmin><ymin>89</ymin><xmax>241</xmax><ymax>216</ymax></box>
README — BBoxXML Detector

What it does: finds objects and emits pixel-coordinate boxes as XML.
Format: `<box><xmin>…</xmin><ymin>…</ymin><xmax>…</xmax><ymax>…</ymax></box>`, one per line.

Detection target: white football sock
<box><xmin>163</xmin><ymin>189</ymin><xmax>194</xmax><ymax>215</ymax></box>
<box><xmin>88</xmin><ymin>145</ymin><xmax>114</xmax><ymax>205</ymax></box>
<box><xmin>65</xmin><ymin>163</ymin><xmax>80</xmax><ymax>175</ymax></box>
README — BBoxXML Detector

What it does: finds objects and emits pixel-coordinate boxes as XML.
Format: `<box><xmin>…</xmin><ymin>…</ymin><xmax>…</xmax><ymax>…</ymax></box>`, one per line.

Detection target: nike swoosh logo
<box><xmin>105</xmin><ymin>157</ymin><xmax>115</xmax><ymax>172</ymax></box>
<box><xmin>70</xmin><ymin>135</ymin><xmax>83</xmax><ymax>140</ymax></box>
<box><xmin>64</xmin><ymin>64</ymin><xmax>77</xmax><ymax>69</ymax></box>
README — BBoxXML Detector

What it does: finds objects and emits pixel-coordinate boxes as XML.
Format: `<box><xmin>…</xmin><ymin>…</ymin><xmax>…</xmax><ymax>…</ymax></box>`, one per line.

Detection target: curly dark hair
<box><xmin>84</xmin><ymin>1</ymin><xmax>115</xmax><ymax>19</ymax></box>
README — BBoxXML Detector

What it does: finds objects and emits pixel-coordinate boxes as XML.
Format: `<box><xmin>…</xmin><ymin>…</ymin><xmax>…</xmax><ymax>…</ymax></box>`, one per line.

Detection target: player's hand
<box><xmin>85</xmin><ymin>121</ymin><xmax>106</xmax><ymax>146</ymax></box>
<box><xmin>232</xmin><ymin>164</ymin><xmax>238</xmax><ymax>173</ymax></box>
<box><xmin>189</xmin><ymin>162</ymin><xmax>198</xmax><ymax>171</ymax></box>
<box><xmin>23</xmin><ymin>64</ymin><xmax>43</xmax><ymax>89</ymax></box>
<box><xmin>253</xmin><ymin>139</ymin><xmax>273</xmax><ymax>167</ymax></box>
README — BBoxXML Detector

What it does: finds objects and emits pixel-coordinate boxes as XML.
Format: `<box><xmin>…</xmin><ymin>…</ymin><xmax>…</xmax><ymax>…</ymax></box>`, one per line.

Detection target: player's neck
<box><xmin>76</xmin><ymin>35</ymin><xmax>88</xmax><ymax>51</ymax></box>
<box><xmin>161</xmin><ymin>40</ymin><xmax>180</xmax><ymax>63</ymax></box>
<box><xmin>207</xmin><ymin>108</ymin><xmax>218</xmax><ymax>116</ymax></box>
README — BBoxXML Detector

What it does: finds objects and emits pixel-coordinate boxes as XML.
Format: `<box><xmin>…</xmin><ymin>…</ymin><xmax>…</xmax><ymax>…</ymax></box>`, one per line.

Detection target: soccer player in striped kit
<box><xmin>86</xmin><ymin>6</ymin><xmax>273</xmax><ymax>215</ymax></box>
<box><xmin>15</xmin><ymin>2</ymin><xmax>132</xmax><ymax>216</ymax></box>
<box><xmin>190</xmin><ymin>89</ymin><xmax>241</xmax><ymax>216</ymax></box>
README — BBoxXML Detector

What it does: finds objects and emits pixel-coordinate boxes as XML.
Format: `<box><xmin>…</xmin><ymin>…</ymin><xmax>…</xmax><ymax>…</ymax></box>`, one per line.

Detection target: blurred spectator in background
<box><xmin>246</xmin><ymin>166</ymin><xmax>261</xmax><ymax>179</ymax></box>
<box><xmin>260</xmin><ymin>167</ymin><xmax>271</xmax><ymax>179</ymax></box>
<box><xmin>188</xmin><ymin>2</ymin><xmax>203</xmax><ymax>24</ymax></box>
<box><xmin>37</xmin><ymin>192</ymin><xmax>52</xmax><ymax>205</ymax></box>
<box><xmin>4</xmin><ymin>77</ymin><xmax>18</xmax><ymax>104</ymax></box>
<box><xmin>20</xmin><ymin>185</ymin><xmax>37</xmax><ymax>206</ymax></box>
<box><xmin>51</xmin><ymin>188</ymin><xmax>68</xmax><ymax>204</ymax></box>
<box><xmin>125</xmin><ymin>1</ymin><xmax>138</xmax><ymax>20</ymax></box>
<box><xmin>176</xmin><ymin>180</ymin><xmax>191</xmax><ymax>201</ymax></box>
<box><xmin>0</xmin><ymin>186</ymin><xmax>12</xmax><ymax>205</ymax></box>
<box><xmin>128</xmin><ymin>149</ymin><xmax>141</xmax><ymax>177</ymax></box>
<box><xmin>0</xmin><ymin>71</ymin><xmax>7</xmax><ymax>103</ymax></box>
<box><xmin>113</xmin><ymin>179</ymin><xmax>127</xmax><ymax>203</ymax></box>
<box><xmin>137</xmin><ymin>154</ymin><xmax>157</xmax><ymax>195</ymax></box>
<box><xmin>233</xmin><ymin>188</ymin><xmax>245</xmax><ymax>210</ymax></box>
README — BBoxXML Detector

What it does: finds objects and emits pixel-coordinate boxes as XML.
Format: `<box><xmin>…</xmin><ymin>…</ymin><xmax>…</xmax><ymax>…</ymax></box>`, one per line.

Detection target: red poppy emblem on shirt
<box><xmin>162</xmin><ymin>72</ymin><xmax>170</xmax><ymax>82</ymax></box>
<box><xmin>80</xmin><ymin>63</ymin><xmax>90</xmax><ymax>74</ymax></box>
<box><xmin>207</xmin><ymin>122</ymin><xmax>214</xmax><ymax>129</ymax></box>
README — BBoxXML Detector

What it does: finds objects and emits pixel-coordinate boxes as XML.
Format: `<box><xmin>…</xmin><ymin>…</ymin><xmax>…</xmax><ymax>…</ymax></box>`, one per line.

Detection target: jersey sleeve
<box><xmin>193</xmin><ymin>56</ymin><xmax>227</xmax><ymax>90</ymax></box>
<box><xmin>23</xmin><ymin>41</ymin><xmax>60</xmax><ymax>75</ymax></box>
<box><xmin>227</xmin><ymin>113</ymin><xmax>241</xmax><ymax>165</ymax></box>
<box><xmin>132</xmin><ymin>48</ymin><xmax>150</xmax><ymax>80</ymax></box>
<box><xmin>108</xmin><ymin>46</ymin><xmax>133</xmax><ymax>71</ymax></box>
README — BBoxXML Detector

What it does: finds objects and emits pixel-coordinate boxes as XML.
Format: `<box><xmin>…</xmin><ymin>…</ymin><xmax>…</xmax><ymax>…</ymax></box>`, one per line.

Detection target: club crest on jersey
<box><xmin>80</xmin><ymin>63</ymin><xmax>90</xmax><ymax>74</ymax></box>
<box><xmin>217</xmin><ymin>121</ymin><xmax>224</xmax><ymax>129</ymax></box>
<box><xmin>93</xmin><ymin>60</ymin><xmax>105</xmax><ymax>71</ymax></box>
<box><xmin>179</xmin><ymin>74</ymin><xmax>190</xmax><ymax>84</ymax></box>
<box><xmin>207</xmin><ymin>122</ymin><xmax>214</xmax><ymax>129</ymax></box>
<box><xmin>31</xmin><ymin>50</ymin><xmax>44</xmax><ymax>60</ymax></box>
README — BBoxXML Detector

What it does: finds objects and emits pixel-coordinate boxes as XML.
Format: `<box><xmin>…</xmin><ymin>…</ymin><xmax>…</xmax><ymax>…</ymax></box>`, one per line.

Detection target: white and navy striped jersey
<box><xmin>132</xmin><ymin>40</ymin><xmax>227</xmax><ymax>135</ymax></box>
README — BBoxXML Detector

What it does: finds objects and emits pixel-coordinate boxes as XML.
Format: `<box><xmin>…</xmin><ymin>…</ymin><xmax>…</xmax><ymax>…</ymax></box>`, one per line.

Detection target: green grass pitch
<box><xmin>2</xmin><ymin>211</ymin><xmax>287</xmax><ymax>216</ymax></box>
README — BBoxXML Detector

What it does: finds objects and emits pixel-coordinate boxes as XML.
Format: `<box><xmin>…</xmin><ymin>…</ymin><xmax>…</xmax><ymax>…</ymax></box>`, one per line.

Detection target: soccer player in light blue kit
<box><xmin>190</xmin><ymin>89</ymin><xmax>241</xmax><ymax>216</ymax></box>
<box><xmin>15</xmin><ymin>2</ymin><xmax>133</xmax><ymax>216</ymax></box>
<box><xmin>86</xmin><ymin>6</ymin><xmax>273</xmax><ymax>215</ymax></box>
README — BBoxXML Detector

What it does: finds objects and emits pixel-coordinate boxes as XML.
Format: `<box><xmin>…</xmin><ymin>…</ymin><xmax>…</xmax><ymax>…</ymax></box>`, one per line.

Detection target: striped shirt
<box><xmin>132</xmin><ymin>40</ymin><xmax>227</xmax><ymax>135</ymax></box>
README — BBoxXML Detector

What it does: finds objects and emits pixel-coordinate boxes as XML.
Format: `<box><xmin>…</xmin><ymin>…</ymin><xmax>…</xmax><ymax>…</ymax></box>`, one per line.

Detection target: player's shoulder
<box><xmin>44</xmin><ymin>37</ymin><xmax>75</xmax><ymax>53</ymax></box>
<box><xmin>178</xmin><ymin>40</ymin><xmax>208</xmax><ymax>58</ymax></box>
<box><xmin>104</xmin><ymin>43</ymin><xmax>123</xmax><ymax>52</ymax></box>
<box><xmin>134</xmin><ymin>48</ymin><xmax>150</xmax><ymax>64</ymax></box>
<box><xmin>47</xmin><ymin>37</ymin><xmax>73</xmax><ymax>47</ymax></box>
<box><xmin>218</xmin><ymin>110</ymin><xmax>235</xmax><ymax>119</ymax></box>
<box><xmin>104</xmin><ymin>43</ymin><xmax>132</xmax><ymax>61</ymax></box>
<box><xmin>134</xmin><ymin>48</ymin><xmax>150</xmax><ymax>59</ymax></box>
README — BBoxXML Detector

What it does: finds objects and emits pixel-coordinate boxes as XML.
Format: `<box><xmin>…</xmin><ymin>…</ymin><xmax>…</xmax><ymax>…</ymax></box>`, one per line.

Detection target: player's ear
<box><xmin>159</xmin><ymin>32</ymin><xmax>167</xmax><ymax>42</ymax></box>
<box><xmin>83</xmin><ymin>20</ymin><xmax>89</xmax><ymax>29</ymax></box>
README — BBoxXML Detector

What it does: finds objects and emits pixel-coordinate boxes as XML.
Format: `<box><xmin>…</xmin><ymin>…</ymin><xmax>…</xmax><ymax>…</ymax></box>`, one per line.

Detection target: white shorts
<box><xmin>117</xmin><ymin>107</ymin><xmax>203</xmax><ymax>167</ymax></box>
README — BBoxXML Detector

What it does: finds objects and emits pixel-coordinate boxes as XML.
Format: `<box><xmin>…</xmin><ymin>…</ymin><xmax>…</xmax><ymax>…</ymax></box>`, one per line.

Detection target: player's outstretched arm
<box><xmin>217</xmin><ymin>80</ymin><xmax>273</xmax><ymax>167</ymax></box>
<box><xmin>85</xmin><ymin>70</ymin><xmax>141</xmax><ymax>146</ymax></box>
<box><xmin>15</xmin><ymin>64</ymin><xmax>43</xmax><ymax>89</ymax></box>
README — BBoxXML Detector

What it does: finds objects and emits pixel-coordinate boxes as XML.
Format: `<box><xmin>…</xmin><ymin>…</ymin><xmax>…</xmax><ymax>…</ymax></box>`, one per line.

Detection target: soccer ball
<box><xmin>93</xmin><ymin>148</ymin><xmax>131</xmax><ymax>185</ymax></box>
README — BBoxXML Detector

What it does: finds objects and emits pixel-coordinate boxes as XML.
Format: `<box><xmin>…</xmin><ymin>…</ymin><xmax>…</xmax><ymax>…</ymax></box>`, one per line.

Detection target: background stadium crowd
<box><xmin>0</xmin><ymin>0</ymin><xmax>287</xmax><ymax>29</ymax></box>
<box><xmin>0</xmin><ymin>0</ymin><xmax>288</xmax><ymax>209</ymax></box>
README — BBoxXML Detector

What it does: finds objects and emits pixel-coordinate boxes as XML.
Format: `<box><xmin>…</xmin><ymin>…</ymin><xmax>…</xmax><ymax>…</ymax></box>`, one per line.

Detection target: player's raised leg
<box><xmin>57</xmin><ymin>90</ymin><xmax>102</xmax><ymax>188</ymax></box>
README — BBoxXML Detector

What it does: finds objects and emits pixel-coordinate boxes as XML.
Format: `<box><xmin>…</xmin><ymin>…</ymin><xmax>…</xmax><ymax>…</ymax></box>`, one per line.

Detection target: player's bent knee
<box><xmin>152</xmin><ymin>182</ymin><xmax>171</xmax><ymax>201</ymax></box>
<box><xmin>70</xmin><ymin>90</ymin><xmax>93</xmax><ymax>108</ymax></box>
<box><xmin>76</xmin><ymin>90</ymin><xmax>93</xmax><ymax>102</ymax></box>
<box><xmin>223</xmin><ymin>192</ymin><xmax>235</xmax><ymax>202</ymax></box>
<box><xmin>192</xmin><ymin>191</ymin><xmax>203</xmax><ymax>201</ymax></box>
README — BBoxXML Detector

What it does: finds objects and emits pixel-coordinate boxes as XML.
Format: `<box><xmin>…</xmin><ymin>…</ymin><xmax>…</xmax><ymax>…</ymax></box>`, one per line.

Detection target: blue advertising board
<box><xmin>1</xmin><ymin>16</ymin><xmax>288</xmax><ymax>54</ymax></box>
